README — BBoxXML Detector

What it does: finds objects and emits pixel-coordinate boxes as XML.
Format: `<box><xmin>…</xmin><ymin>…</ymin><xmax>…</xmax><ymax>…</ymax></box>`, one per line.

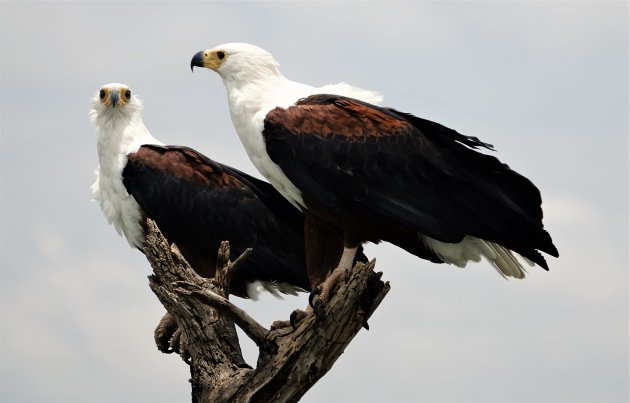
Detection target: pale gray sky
<box><xmin>1</xmin><ymin>1</ymin><xmax>628</xmax><ymax>402</ymax></box>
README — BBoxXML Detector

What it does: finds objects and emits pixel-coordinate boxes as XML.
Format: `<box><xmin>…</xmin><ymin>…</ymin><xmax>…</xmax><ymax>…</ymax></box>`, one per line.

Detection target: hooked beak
<box><xmin>190</xmin><ymin>50</ymin><xmax>204</xmax><ymax>72</ymax></box>
<box><xmin>110</xmin><ymin>90</ymin><xmax>119</xmax><ymax>108</ymax></box>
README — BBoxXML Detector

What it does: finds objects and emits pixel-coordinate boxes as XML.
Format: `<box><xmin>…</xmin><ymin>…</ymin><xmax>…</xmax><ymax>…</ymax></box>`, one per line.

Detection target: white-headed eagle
<box><xmin>90</xmin><ymin>82</ymin><xmax>349</xmax><ymax>299</ymax></box>
<box><xmin>190</xmin><ymin>44</ymin><xmax>559</xmax><ymax>299</ymax></box>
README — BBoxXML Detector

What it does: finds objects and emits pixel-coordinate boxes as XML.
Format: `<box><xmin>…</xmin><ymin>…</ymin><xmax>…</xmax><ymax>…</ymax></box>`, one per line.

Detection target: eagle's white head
<box><xmin>90</xmin><ymin>82</ymin><xmax>159</xmax><ymax>162</ymax></box>
<box><xmin>90</xmin><ymin>82</ymin><xmax>157</xmax><ymax>156</ymax></box>
<box><xmin>190</xmin><ymin>43</ymin><xmax>383</xmax><ymax>108</ymax></box>
<box><xmin>190</xmin><ymin>43</ymin><xmax>283</xmax><ymax>83</ymax></box>
<box><xmin>90</xmin><ymin>82</ymin><xmax>144</xmax><ymax>127</ymax></box>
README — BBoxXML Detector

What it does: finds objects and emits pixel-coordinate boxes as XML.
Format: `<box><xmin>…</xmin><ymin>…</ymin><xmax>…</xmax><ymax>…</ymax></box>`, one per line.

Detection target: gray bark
<box><xmin>144</xmin><ymin>219</ymin><xmax>390</xmax><ymax>402</ymax></box>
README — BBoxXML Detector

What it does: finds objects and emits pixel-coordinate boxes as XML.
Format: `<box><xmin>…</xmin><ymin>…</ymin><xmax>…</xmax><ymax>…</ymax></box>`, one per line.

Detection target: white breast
<box><xmin>92</xmin><ymin>168</ymin><xmax>145</xmax><ymax>249</ymax></box>
<box><xmin>232</xmin><ymin>106</ymin><xmax>306</xmax><ymax>210</ymax></box>
<box><xmin>92</xmin><ymin>115</ymin><xmax>161</xmax><ymax>249</ymax></box>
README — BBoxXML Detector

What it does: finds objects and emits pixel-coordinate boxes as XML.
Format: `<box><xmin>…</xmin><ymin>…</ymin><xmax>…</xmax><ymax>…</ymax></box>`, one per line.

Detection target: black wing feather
<box><xmin>122</xmin><ymin>145</ymin><xmax>310</xmax><ymax>296</ymax></box>
<box><xmin>263</xmin><ymin>95</ymin><xmax>558</xmax><ymax>269</ymax></box>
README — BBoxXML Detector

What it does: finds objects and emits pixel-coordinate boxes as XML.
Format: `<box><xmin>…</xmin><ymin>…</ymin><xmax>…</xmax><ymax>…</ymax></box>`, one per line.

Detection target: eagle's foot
<box><xmin>154</xmin><ymin>312</ymin><xmax>190</xmax><ymax>363</ymax></box>
<box><xmin>271</xmin><ymin>309</ymin><xmax>308</xmax><ymax>330</ymax></box>
<box><xmin>310</xmin><ymin>267</ymin><xmax>349</xmax><ymax>317</ymax></box>
<box><xmin>154</xmin><ymin>312</ymin><xmax>178</xmax><ymax>353</ymax></box>
<box><xmin>290</xmin><ymin>309</ymin><xmax>308</xmax><ymax>327</ymax></box>
<box><xmin>310</xmin><ymin>293</ymin><xmax>324</xmax><ymax>318</ymax></box>
<box><xmin>270</xmin><ymin>319</ymin><xmax>290</xmax><ymax>330</ymax></box>
<box><xmin>171</xmin><ymin>328</ymin><xmax>191</xmax><ymax>363</ymax></box>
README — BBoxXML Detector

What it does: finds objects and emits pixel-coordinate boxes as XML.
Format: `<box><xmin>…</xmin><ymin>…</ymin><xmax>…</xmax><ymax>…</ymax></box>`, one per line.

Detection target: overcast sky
<box><xmin>1</xmin><ymin>1</ymin><xmax>628</xmax><ymax>402</ymax></box>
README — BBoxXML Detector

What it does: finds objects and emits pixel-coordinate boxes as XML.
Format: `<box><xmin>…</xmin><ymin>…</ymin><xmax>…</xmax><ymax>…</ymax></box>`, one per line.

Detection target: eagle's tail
<box><xmin>421</xmin><ymin>235</ymin><xmax>534</xmax><ymax>279</ymax></box>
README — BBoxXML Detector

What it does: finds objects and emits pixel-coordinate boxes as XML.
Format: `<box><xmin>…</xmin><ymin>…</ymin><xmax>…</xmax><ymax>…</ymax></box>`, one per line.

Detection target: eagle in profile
<box><xmin>90</xmin><ymin>82</ymin><xmax>322</xmax><ymax>299</ymax></box>
<box><xmin>190</xmin><ymin>44</ymin><xmax>559</xmax><ymax>300</ymax></box>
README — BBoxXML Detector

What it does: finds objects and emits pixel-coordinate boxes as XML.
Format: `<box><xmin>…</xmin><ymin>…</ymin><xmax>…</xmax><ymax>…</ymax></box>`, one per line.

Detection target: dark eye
<box><xmin>217</xmin><ymin>51</ymin><xmax>225</xmax><ymax>60</ymax></box>
<box><xmin>124</xmin><ymin>89</ymin><xmax>131</xmax><ymax>99</ymax></box>
<box><xmin>99</xmin><ymin>89</ymin><xmax>106</xmax><ymax>100</ymax></box>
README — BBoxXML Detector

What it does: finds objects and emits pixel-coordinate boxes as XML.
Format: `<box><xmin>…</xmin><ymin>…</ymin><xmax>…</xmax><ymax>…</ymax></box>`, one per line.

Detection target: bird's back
<box><xmin>122</xmin><ymin>145</ymin><xmax>310</xmax><ymax>298</ymax></box>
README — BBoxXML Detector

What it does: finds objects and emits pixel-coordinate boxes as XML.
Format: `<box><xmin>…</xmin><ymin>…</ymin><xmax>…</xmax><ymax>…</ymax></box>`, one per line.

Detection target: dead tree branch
<box><xmin>144</xmin><ymin>219</ymin><xmax>390</xmax><ymax>402</ymax></box>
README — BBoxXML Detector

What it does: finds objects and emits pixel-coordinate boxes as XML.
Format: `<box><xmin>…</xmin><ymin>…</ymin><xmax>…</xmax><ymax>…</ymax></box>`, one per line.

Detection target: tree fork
<box><xmin>144</xmin><ymin>219</ymin><xmax>390</xmax><ymax>402</ymax></box>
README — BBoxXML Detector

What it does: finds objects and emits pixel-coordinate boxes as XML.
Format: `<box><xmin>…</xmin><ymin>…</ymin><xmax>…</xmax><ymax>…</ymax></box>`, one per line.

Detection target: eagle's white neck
<box><xmin>91</xmin><ymin>107</ymin><xmax>161</xmax><ymax>249</ymax></box>
<box><xmin>220</xmin><ymin>70</ymin><xmax>311</xmax><ymax>209</ymax></box>
<box><xmin>223</xmin><ymin>69</ymin><xmax>311</xmax><ymax>119</ymax></box>
<box><xmin>94</xmin><ymin>109</ymin><xmax>158</xmax><ymax>163</ymax></box>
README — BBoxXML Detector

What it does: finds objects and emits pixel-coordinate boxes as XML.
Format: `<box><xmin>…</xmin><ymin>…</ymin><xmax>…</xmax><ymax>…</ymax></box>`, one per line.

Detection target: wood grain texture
<box><xmin>144</xmin><ymin>219</ymin><xmax>390</xmax><ymax>402</ymax></box>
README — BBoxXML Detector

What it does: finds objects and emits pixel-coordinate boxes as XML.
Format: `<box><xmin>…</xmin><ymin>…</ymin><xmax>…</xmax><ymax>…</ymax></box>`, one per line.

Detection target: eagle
<box><xmin>190</xmin><ymin>44</ymin><xmax>559</xmax><ymax>300</ymax></box>
<box><xmin>90</xmin><ymin>82</ymin><xmax>318</xmax><ymax>299</ymax></box>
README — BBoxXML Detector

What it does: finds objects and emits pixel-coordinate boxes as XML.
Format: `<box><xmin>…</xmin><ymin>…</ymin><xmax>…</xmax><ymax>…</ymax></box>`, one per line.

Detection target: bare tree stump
<box><xmin>144</xmin><ymin>219</ymin><xmax>390</xmax><ymax>402</ymax></box>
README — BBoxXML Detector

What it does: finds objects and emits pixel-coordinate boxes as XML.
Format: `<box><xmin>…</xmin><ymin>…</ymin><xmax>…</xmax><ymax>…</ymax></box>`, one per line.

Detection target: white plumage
<box><xmin>421</xmin><ymin>235</ymin><xmax>528</xmax><ymax>279</ymax></box>
<box><xmin>90</xmin><ymin>83</ymin><xmax>162</xmax><ymax>249</ymax></box>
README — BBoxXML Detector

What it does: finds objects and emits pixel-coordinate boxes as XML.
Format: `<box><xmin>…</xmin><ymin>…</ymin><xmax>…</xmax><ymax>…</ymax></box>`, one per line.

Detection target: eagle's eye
<box><xmin>124</xmin><ymin>89</ymin><xmax>131</xmax><ymax>100</ymax></box>
<box><xmin>99</xmin><ymin>89</ymin><xmax>106</xmax><ymax>100</ymax></box>
<box><xmin>217</xmin><ymin>51</ymin><xmax>225</xmax><ymax>60</ymax></box>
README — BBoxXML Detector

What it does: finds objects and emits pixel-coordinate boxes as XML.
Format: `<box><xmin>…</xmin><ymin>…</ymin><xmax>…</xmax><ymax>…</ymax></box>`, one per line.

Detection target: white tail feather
<box><xmin>246</xmin><ymin>280</ymin><xmax>306</xmax><ymax>300</ymax></box>
<box><xmin>422</xmin><ymin>235</ymin><xmax>527</xmax><ymax>279</ymax></box>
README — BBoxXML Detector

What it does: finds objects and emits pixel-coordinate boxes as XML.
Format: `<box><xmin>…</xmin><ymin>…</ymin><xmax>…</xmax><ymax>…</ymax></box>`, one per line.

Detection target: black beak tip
<box><xmin>190</xmin><ymin>51</ymin><xmax>204</xmax><ymax>72</ymax></box>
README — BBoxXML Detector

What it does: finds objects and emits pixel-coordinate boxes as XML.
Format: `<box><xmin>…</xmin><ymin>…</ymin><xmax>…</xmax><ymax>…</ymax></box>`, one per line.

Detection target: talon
<box><xmin>155</xmin><ymin>332</ymin><xmax>173</xmax><ymax>353</ymax></box>
<box><xmin>311</xmin><ymin>295</ymin><xmax>325</xmax><ymax>319</ymax></box>
<box><xmin>171</xmin><ymin>328</ymin><xmax>182</xmax><ymax>353</ymax></box>
<box><xmin>289</xmin><ymin>310</ymin><xmax>298</xmax><ymax>327</ymax></box>
<box><xmin>289</xmin><ymin>309</ymin><xmax>307</xmax><ymax>328</ymax></box>
<box><xmin>271</xmin><ymin>310</ymin><xmax>305</xmax><ymax>330</ymax></box>
<box><xmin>308</xmin><ymin>285</ymin><xmax>322</xmax><ymax>308</ymax></box>
<box><xmin>177</xmin><ymin>332</ymin><xmax>191</xmax><ymax>364</ymax></box>
<box><xmin>362</xmin><ymin>319</ymin><xmax>370</xmax><ymax>330</ymax></box>
<box><xmin>154</xmin><ymin>312</ymin><xmax>178</xmax><ymax>354</ymax></box>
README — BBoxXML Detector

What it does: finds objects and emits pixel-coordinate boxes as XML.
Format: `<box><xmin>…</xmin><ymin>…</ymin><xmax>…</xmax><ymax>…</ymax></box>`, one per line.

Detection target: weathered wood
<box><xmin>144</xmin><ymin>219</ymin><xmax>390</xmax><ymax>402</ymax></box>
